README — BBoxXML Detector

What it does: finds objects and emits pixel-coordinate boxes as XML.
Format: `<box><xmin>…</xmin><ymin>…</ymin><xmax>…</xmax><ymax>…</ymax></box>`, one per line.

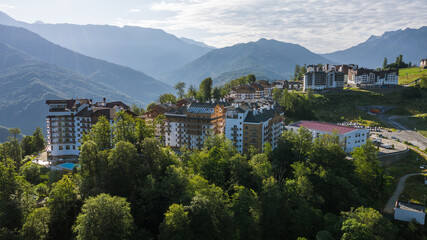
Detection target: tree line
<box><xmin>150</xmin><ymin>74</ymin><xmax>256</xmax><ymax>111</ymax></box>
<box><xmin>382</xmin><ymin>54</ymin><xmax>411</xmax><ymax>70</ymax></box>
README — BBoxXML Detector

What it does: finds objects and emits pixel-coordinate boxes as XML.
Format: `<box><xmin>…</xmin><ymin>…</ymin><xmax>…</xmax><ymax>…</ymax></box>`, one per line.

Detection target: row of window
<box><xmin>52</xmin><ymin>145</ymin><xmax>76</xmax><ymax>150</ymax></box>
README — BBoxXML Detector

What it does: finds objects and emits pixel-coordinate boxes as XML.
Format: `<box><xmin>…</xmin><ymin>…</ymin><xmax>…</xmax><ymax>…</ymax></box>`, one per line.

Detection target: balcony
<box><xmin>51</xmin><ymin>140</ymin><xmax>76</xmax><ymax>144</ymax></box>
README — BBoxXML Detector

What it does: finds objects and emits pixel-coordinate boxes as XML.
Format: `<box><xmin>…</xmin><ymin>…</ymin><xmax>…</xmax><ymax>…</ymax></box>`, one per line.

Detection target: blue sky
<box><xmin>1</xmin><ymin>0</ymin><xmax>426</xmax><ymax>53</ymax></box>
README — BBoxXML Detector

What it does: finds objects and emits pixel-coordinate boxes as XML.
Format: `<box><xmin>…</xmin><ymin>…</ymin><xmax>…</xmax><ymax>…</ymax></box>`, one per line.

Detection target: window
<box><xmin>73</xmin><ymin>145</ymin><xmax>76</xmax><ymax>150</ymax></box>
<box><xmin>59</xmin><ymin>146</ymin><xmax>63</xmax><ymax>150</ymax></box>
<box><xmin>66</xmin><ymin>145</ymin><xmax>70</xmax><ymax>150</ymax></box>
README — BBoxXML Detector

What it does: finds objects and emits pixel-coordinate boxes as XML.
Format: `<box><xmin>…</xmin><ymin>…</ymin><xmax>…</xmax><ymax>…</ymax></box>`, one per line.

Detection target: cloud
<box><xmin>118</xmin><ymin>0</ymin><xmax>427</xmax><ymax>53</ymax></box>
<box><xmin>0</xmin><ymin>4</ymin><xmax>15</xmax><ymax>10</ymax></box>
<box><xmin>129</xmin><ymin>8</ymin><xmax>141</xmax><ymax>13</ymax></box>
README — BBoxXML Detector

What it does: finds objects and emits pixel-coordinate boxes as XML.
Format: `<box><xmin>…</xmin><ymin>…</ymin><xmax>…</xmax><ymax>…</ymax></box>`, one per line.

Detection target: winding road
<box><xmin>383</xmin><ymin>172</ymin><xmax>423</xmax><ymax>214</ymax></box>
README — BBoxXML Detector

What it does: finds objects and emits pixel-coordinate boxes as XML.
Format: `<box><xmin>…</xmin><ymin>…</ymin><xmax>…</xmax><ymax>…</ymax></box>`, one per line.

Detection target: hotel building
<box><xmin>46</xmin><ymin>98</ymin><xmax>132</xmax><ymax>158</ymax></box>
<box><xmin>286</xmin><ymin>121</ymin><xmax>369</xmax><ymax>152</ymax></box>
<box><xmin>163</xmin><ymin>102</ymin><xmax>226</xmax><ymax>149</ymax></box>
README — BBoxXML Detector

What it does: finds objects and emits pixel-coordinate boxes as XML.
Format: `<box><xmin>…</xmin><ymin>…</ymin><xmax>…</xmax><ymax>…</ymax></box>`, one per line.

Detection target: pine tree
<box><xmin>382</xmin><ymin>57</ymin><xmax>388</xmax><ymax>69</ymax></box>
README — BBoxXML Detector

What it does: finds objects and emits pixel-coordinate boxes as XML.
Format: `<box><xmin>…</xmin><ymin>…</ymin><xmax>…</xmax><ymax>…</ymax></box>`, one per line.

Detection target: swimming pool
<box><xmin>56</xmin><ymin>162</ymin><xmax>80</xmax><ymax>170</ymax></box>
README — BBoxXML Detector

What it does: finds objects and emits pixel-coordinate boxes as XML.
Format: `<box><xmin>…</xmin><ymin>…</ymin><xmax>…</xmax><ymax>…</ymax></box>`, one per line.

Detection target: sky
<box><xmin>1</xmin><ymin>0</ymin><xmax>426</xmax><ymax>53</ymax></box>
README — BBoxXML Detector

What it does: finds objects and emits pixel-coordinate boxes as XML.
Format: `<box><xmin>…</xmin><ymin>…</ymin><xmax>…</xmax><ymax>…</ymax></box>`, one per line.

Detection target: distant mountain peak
<box><xmin>180</xmin><ymin>37</ymin><xmax>215</xmax><ymax>49</ymax></box>
<box><xmin>366</xmin><ymin>35</ymin><xmax>380</xmax><ymax>42</ymax></box>
<box><xmin>322</xmin><ymin>26</ymin><xmax>427</xmax><ymax>68</ymax></box>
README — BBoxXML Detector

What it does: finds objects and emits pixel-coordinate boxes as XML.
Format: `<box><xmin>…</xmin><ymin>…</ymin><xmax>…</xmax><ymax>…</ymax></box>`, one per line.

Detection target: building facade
<box><xmin>394</xmin><ymin>200</ymin><xmax>425</xmax><ymax>225</ymax></box>
<box><xmin>303</xmin><ymin>70</ymin><xmax>344</xmax><ymax>91</ymax></box>
<box><xmin>225</xmin><ymin>104</ymin><xmax>284</xmax><ymax>154</ymax></box>
<box><xmin>348</xmin><ymin>68</ymin><xmax>399</xmax><ymax>87</ymax></box>
<box><xmin>228</xmin><ymin>81</ymin><xmax>274</xmax><ymax>100</ymax></box>
<box><xmin>286</xmin><ymin>121</ymin><xmax>369</xmax><ymax>152</ymax></box>
<box><xmin>420</xmin><ymin>59</ymin><xmax>427</xmax><ymax>68</ymax></box>
<box><xmin>46</xmin><ymin>98</ymin><xmax>131</xmax><ymax>158</ymax></box>
<box><xmin>164</xmin><ymin>102</ymin><xmax>225</xmax><ymax>149</ymax></box>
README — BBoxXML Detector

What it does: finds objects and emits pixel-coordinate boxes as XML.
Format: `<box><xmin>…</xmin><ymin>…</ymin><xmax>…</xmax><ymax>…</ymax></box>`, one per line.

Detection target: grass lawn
<box><xmin>313</xmin><ymin>87</ymin><xmax>427</xmax><ymax>127</ymax></box>
<box><xmin>379</xmin><ymin>151</ymin><xmax>427</xmax><ymax>206</ymax></box>
<box><xmin>399</xmin><ymin>174</ymin><xmax>427</xmax><ymax>205</ymax></box>
<box><xmin>398</xmin><ymin>67</ymin><xmax>427</xmax><ymax>85</ymax></box>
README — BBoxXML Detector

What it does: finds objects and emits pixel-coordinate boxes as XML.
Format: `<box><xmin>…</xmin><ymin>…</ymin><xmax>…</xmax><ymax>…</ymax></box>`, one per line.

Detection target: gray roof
<box><xmin>187</xmin><ymin>102</ymin><xmax>220</xmax><ymax>114</ymax></box>
<box><xmin>244</xmin><ymin>107</ymin><xmax>281</xmax><ymax>123</ymax></box>
<box><xmin>397</xmin><ymin>201</ymin><xmax>425</xmax><ymax>213</ymax></box>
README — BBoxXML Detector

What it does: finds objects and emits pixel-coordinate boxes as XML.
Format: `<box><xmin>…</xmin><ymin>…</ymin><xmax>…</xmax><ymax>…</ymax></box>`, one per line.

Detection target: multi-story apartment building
<box><xmin>229</xmin><ymin>85</ymin><xmax>256</xmax><ymax>100</ymax></box>
<box><xmin>163</xmin><ymin>102</ymin><xmax>226</xmax><ymax>149</ymax></box>
<box><xmin>257</xmin><ymin>80</ymin><xmax>273</xmax><ymax>97</ymax></box>
<box><xmin>348</xmin><ymin>68</ymin><xmax>399</xmax><ymax>87</ymax></box>
<box><xmin>228</xmin><ymin>81</ymin><xmax>274</xmax><ymax>100</ymax></box>
<box><xmin>286</xmin><ymin>121</ymin><xmax>369</xmax><ymax>152</ymax></box>
<box><xmin>420</xmin><ymin>59</ymin><xmax>427</xmax><ymax>68</ymax></box>
<box><xmin>225</xmin><ymin>104</ymin><xmax>284</xmax><ymax>154</ymax></box>
<box><xmin>46</xmin><ymin>98</ymin><xmax>131</xmax><ymax>158</ymax></box>
<box><xmin>303</xmin><ymin>70</ymin><xmax>344</xmax><ymax>91</ymax></box>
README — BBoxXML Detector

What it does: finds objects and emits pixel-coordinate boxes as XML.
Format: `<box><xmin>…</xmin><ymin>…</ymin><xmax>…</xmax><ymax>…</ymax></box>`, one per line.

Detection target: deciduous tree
<box><xmin>73</xmin><ymin>194</ymin><xmax>133</xmax><ymax>240</ymax></box>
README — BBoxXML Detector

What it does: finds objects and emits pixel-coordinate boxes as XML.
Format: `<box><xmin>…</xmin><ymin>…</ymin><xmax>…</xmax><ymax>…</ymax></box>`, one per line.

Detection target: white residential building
<box><xmin>286</xmin><ymin>121</ymin><xmax>369</xmax><ymax>152</ymax></box>
<box><xmin>303</xmin><ymin>70</ymin><xmax>345</xmax><ymax>91</ymax></box>
<box><xmin>348</xmin><ymin>68</ymin><xmax>399</xmax><ymax>87</ymax></box>
<box><xmin>394</xmin><ymin>201</ymin><xmax>425</xmax><ymax>225</ymax></box>
<box><xmin>225</xmin><ymin>104</ymin><xmax>284</xmax><ymax>154</ymax></box>
<box><xmin>46</xmin><ymin>98</ymin><xmax>132</xmax><ymax>159</ymax></box>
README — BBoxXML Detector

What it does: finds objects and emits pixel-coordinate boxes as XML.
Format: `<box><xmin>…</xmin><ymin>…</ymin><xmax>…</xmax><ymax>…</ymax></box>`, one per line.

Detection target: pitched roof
<box><xmin>289</xmin><ymin>121</ymin><xmax>358</xmax><ymax>134</ymax></box>
<box><xmin>244</xmin><ymin>108</ymin><xmax>281</xmax><ymax>123</ymax></box>
<box><xmin>397</xmin><ymin>201</ymin><xmax>425</xmax><ymax>213</ymax></box>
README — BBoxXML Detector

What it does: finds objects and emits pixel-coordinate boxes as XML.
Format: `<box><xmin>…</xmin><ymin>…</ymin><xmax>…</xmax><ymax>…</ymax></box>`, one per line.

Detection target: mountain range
<box><xmin>166</xmin><ymin>38</ymin><xmax>334</xmax><ymax>86</ymax></box>
<box><xmin>0</xmin><ymin>24</ymin><xmax>172</xmax><ymax>104</ymax></box>
<box><xmin>322</xmin><ymin>27</ymin><xmax>427</xmax><ymax>68</ymax></box>
<box><xmin>1</xmin><ymin>11</ymin><xmax>426</xmax><ymax>87</ymax></box>
<box><xmin>0</xmin><ymin>10</ymin><xmax>426</xmax><ymax>133</ymax></box>
<box><xmin>0</xmin><ymin>43</ymin><xmax>140</xmax><ymax>133</ymax></box>
<box><xmin>0</xmin><ymin>11</ymin><xmax>213</xmax><ymax>79</ymax></box>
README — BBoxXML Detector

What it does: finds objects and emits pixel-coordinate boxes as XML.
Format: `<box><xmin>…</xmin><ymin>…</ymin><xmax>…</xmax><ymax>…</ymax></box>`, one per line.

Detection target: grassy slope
<box><xmin>314</xmin><ymin>87</ymin><xmax>427</xmax><ymax>127</ymax></box>
<box><xmin>379</xmin><ymin>151</ymin><xmax>427</xmax><ymax>206</ymax></box>
<box><xmin>400</xmin><ymin>174</ymin><xmax>427</xmax><ymax>205</ymax></box>
<box><xmin>398</xmin><ymin>67</ymin><xmax>427</xmax><ymax>85</ymax></box>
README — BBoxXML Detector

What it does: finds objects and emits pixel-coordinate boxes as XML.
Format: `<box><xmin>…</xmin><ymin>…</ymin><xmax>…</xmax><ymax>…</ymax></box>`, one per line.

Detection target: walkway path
<box><xmin>383</xmin><ymin>172</ymin><xmax>422</xmax><ymax>214</ymax></box>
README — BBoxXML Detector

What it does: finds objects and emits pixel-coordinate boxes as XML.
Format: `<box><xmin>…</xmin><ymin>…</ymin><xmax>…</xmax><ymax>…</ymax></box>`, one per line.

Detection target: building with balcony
<box><xmin>348</xmin><ymin>68</ymin><xmax>399</xmax><ymax>87</ymax></box>
<box><xmin>46</xmin><ymin>98</ymin><xmax>131</xmax><ymax>159</ymax></box>
<box><xmin>163</xmin><ymin>102</ymin><xmax>226</xmax><ymax>149</ymax></box>
<box><xmin>225</xmin><ymin>104</ymin><xmax>284</xmax><ymax>154</ymax></box>
<box><xmin>303</xmin><ymin>70</ymin><xmax>345</xmax><ymax>91</ymax></box>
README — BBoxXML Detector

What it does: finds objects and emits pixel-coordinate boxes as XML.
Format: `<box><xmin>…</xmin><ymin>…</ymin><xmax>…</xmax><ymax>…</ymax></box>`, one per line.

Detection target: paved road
<box><xmin>376</xmin><ymin>113</ymin><xmax>427</xmax><ymax>150</ymax></box>
<box><xmin>383</xmin><ymin>172</ymin><xmax>422</xmax><ymax>214</ymax></box>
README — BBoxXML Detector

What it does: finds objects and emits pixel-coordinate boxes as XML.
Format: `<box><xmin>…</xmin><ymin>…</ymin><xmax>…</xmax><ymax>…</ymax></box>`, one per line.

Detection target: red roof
<box><xmin>290</xmin><ymin>121</ymin><xmax>357</xmax><ymax>134</ymax></box>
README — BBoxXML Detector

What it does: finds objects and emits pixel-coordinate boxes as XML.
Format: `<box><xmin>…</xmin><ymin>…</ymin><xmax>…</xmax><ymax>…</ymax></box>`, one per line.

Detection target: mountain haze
<box><xmin>0</xmin><ymin>11</ymin><xmax>213</xmax><ymax>78</ymax></box>
<box><xmin>322</xmin><ymin>26</ymin><xmax>427</xmax><ymax>68</ymax></box>
<box><xmin>0</xmin><ymin>43</ymin><xmax>141</xmax><ymax>134</ymax></box>
<box><xmin>0</xmin><ymin>24</ymin><xmax>173</xmax><ymax>105</ymax></box>
<box><xmin>167</xmin><ymin>38</ymin><xmax>334</xmax><ymax>86</ymax></box>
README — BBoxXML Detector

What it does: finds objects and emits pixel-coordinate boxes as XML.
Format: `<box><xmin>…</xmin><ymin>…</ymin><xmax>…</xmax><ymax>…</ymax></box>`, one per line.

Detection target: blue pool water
<box><xmin>56</xmin><ymin>162</ymin><xmax>80</xmax><ymax>170</ymax></box>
